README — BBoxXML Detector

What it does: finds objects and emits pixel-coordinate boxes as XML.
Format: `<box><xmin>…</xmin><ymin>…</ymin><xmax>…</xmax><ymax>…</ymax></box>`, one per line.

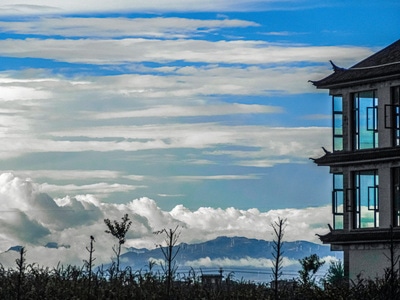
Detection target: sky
<box><xmin>0</xmin><ymin>0</ymin><xmax>399</xmax><ymax>268</ymax></box>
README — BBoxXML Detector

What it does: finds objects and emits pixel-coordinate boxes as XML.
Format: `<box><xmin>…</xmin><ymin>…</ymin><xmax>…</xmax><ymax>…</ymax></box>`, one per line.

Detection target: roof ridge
<box><xmin>311</xmin><ymin>39</ymin><xmax>400</xmax><ymax>89</ymax></box>
<box><xmin>352</xmin><ymin>39</ymin><xmax>400</xmax><ymax>68</ymax></box>
<box><xmin>350</xmin><ymin>60</ymin><xmax>400</xmax><ymax>70</ymax></box>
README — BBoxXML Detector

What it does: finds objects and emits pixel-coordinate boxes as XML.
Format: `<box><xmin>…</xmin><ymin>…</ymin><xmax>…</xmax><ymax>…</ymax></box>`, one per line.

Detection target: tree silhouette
<box><xmin>154</xmin><ymin>225</ymin><xmax>181</xmax><ymax>297</ymax></box>
<box><xmin>84</xmin><ymin>235</ymin><xmax>96</xmax><ymax>298</ymax></box>
<box><xmin>298</xmin><ymin>253</ymin><xmax>325</xmax><ymax>286</ymax></box>
<box><xmin>271</xmin><ymin>217</ymin><xmax>286</xmax><ymax>299</ymax></box>
<box><xmin>15</xmin><ymin>246</ymin><xmax>26</xmax><ymax>300</ymax></box>
<box><xmin>104</xmin><ymin>213</ymin><xmax>132</xmax><ymax>272</ymax></box>
<box><xmin>324</xmin><ymin>260</ymin><xmax>344</xmax><ymax>285</ymax></box>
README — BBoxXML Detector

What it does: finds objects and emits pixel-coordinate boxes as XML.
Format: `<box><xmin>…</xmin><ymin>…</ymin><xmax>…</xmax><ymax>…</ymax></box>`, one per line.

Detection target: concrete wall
<box><xmin>348</xmin><ymin>244</ymin><xmax>396</xmax><ymax>280</ymax></box>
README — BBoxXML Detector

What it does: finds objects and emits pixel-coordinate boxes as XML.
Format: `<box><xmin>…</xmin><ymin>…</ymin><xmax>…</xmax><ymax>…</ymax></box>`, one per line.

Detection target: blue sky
<box><xmin>0</xmin><ymin>0</ymin><xmax>398</xmax><ymax>267</ymax></box>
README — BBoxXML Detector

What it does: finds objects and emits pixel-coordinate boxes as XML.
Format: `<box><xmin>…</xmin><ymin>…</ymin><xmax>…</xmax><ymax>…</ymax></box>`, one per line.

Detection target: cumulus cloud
<box><xmin>0</xmin><ymin>173</ymin><xmax>331</xmax><ymax>268</ymax></box>
<box><xmin>169</xmin><ymin>205</ymin><xmax>331</xmax><ymax>244</ymax></box>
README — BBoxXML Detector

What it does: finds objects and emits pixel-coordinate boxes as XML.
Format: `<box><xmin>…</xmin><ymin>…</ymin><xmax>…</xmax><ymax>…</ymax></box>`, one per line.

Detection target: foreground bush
<box><xmin>2</xmin><ymin>262</ymin><xmax>400</xmax><ymax>299</ymax></box>
<box><xmin>0</xmin><ymin>262</ymin><xmax>272</xmax><ymax>300</ymax></box>
<box><xmin>1</xmin><ymin>248</ymin><xmax>400</xmax><ymax>299</ymax></box>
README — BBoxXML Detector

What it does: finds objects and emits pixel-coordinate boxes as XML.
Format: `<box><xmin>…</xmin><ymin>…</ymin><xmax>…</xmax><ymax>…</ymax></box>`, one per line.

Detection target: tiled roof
<box><xmin>318</xmin><ymin>228</ymin><xmax>400</xmax><ymax>245</ymax></box>
<box><xmin>311</xmin><ymin>39</ymin><xmax>400</xmax><ymax>89</ymax></box>
<box><xmin>312</xmin><ymin>147</ymin><xmax>400</xmax><ymax>167</ymax></box>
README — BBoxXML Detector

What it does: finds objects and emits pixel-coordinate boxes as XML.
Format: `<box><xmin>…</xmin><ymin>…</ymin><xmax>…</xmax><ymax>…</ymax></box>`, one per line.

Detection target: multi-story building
<box><xmin>311</xmin><ymin>39</ymin><xmax>400</xmax><ymax>280</ymax></box>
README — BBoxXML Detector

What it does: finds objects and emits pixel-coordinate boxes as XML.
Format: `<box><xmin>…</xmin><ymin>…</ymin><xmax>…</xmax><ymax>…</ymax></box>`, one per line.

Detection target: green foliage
<box><xmin>324</xmin><ymin>260</ymin><xmax>345</xmax><ymax>285</ymax></box>
<box><xmin>104</xmin><ymin>214</ymin><xmax>132</xmax><ymax>245</ymax></box>
<box><xmin>298</xmin><ymin>253</ymin><xmax>325</xmax><ymax>286</ymax></box>
<box><xmin>104</xmin><ymin>213</ymin><xmax>132</xmax><ymax>272</ymax></box>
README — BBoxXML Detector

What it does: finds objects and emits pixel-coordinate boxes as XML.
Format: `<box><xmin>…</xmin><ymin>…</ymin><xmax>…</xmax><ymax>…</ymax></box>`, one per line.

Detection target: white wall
<box><xmin>348</xmin><ymin>245</ymin><xmax>394</xmax><ymax>280</ymax></box>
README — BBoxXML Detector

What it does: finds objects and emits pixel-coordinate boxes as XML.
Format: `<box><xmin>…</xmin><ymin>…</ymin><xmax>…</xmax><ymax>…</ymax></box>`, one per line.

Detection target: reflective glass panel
<box><xmin>333</xmin><ymin>173</ymin><xmax>344</xmax><ymax>229</ymax></box>
<box><xmin>354</xmin><ymin>91</ymin><xmax>378</xmax><ymax>149</ymax></box>
<box><xmin>354</xmin><ymin>170</ymin><xmax>379</xmax><ymax>228</ymax></box>
<box><xmin>333</xmin><ymin>95</ymin><xmax>343</xmax><ymax>151</ymax></box>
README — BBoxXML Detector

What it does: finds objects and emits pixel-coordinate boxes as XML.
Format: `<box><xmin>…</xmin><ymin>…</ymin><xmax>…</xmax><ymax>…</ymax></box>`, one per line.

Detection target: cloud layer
<box><xmin>0</xmin><ymin>9</ymin><xmax>373</xmax><ymax>206</ymax></box>
<box><xmin>0</xmin><ymin>173</ymin><xmax>331</xmax><ymax>268</ymax></box>
<box><xmin>0</xmin><ymin>1</ymin><xmax>342</xmax><ymax>15</ymax></box>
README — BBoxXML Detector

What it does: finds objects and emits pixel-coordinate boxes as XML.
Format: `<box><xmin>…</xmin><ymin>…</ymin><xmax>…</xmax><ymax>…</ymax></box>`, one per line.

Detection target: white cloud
<box><xmin>171</xmin><ymin>174</ymin><xmax>262</xmax><ymax>182</ymax></box>
<box><xmin>90</xmin><ymin>104</ymin><xmax>283</xmax><ymax>120</ymax></box>
<box><xmin>301</xmin><ymin>114</ymin><xmax>331</xmax><ymax>120</ymax></box>
<box><xmin>0</xmin><ymin>85</ymin><xmax>52</xmax><ymax>101</ymax></box>
<box><xmin>0</xmin><ymin>173</ymin><xmax>331</xmax><ymax>268</ymax></box>
<box><xmin>81</xmin><ymin>65</ymin><xmax>328</xmax><ymax>97</ymax></box>
<box><xmin>0</xmin><ymin>1</ymin><xmax>315</xmax><ymax>15</ymax></box>
<box><xmin>0</xmin><ymin>17</ymin><xmax>259</xmax><ymax>38</ymax></box>
<box><xmin>158</xmin><ymin>193</ymin><xmax>185</xmax><ymax>197</ymax></box>
<box><xmin>0</xmin><ymin>70</ymin><xmax>332</xmax><ymax>166</ymax></box>
<box><xmin>9</xmin><ymin>169</ymin><xmax>123</xmax><ymax>180</ymax></box>
<box><xmin>46</xmin><ymin>124</ymin><xmax>330</xmax><ymax>162</ymax></box>
<box><xmin>0</xmin><ymin>72</ymin><xmax>332</xmax><ymax>164</ymax></box>
<box><xmin>0</xmin><ymin>38</ymin><xmax>373</xmax><ymax>66</ymax></box>
<box><xmin>170</xmin><ymin>205</ymin><xmax>331</xmax><ymax>245</ymax></box>
<box><xmin>41</xmin><ymin>182</ymin><xmax>143</xmax><ymax>197</ymax></box>
<box><xmin>184</xmin><ymin>256</ymin><xmax>298</xmax><ymax>269</ymax></box>
<box><xmin>264</xmin><ymin>31</ymin><xmax>304</xmax><ymax>36</ymax></box>
<box><xmin>0</xmin><ymin>120</ymin><xmax>330</xmax><ymax>165</ymax></box>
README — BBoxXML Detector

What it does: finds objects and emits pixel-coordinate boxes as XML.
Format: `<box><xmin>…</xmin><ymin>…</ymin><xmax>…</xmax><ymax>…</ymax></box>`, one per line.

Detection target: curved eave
<box><xmin>312</xmin><ymin>73</ymin><xmax>400</xmax><ymax>90</ymax></box>
<box><xmin>312</xmin><ymin>40</ymin><xmax>400</xmax><ymax>89</ymax></box>
<box><xmin>319</xmin><ymin>229</ymin><xmax>400</xmax><ymax>245</ymax></box>
<box><xmin>312</xmin><ymin>147</ymin><xmax>400</xmax><ymax>167</ymax></box>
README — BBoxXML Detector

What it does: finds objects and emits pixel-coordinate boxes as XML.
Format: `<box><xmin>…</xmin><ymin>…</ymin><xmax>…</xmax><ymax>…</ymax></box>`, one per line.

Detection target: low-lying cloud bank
<box><xmin>182</xmin><ymin>255</ymin><xmax>340</xmax><ymax>271</ymax></box>
<box><xmin>0</xmin><ymin>173</ymin><xmax>331</xmax><ymax>268</ymax></box>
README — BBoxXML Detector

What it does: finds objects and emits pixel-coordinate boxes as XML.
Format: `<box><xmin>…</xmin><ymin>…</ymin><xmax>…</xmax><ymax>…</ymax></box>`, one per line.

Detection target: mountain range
<box><xmin>6</xmin><ymin>236</ymin><xmax>341</xmax><ymax>283</ymax></box>
<box><xmin>121</xmin><ymin>236</ymin><xmax>342</xmax><ymax>282</ymax></box>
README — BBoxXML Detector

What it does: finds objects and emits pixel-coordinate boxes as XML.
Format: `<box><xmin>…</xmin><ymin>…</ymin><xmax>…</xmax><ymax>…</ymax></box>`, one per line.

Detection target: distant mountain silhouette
<box><xmin>5</xmin><ymin>236</ymin><xmax>340</xmax><ymax>282</ymax></box>
<box><xmin>6</xmin><ymin>245</ymin><xmax>24</xmax><ymax>252</ymax></box>
<box><xmin>121</xmin><ymin>236</ymin><xmax>340</xmax><ymax>271</ymax></box>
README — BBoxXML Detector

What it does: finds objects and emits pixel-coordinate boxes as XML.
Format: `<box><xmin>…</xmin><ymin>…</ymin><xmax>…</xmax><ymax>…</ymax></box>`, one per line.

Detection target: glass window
<box><xmin>332</xmin><ymin>173</ymin><xmax>344</xmax><ymax>229</ymax></box>
<box><xmin>392</xmin><ymin>86</ymin><xmax>400</xmax><ymax>146</ymax></box>
<box><xmin>393</xmin><ymin>168</ymin><xmax>400</xmax><ymax>226</ymax></box>
<box><xmin>353</xmin><ymin>170</ymin><xmax>379</xmax><ymax>228</ymax></box>
<box><xmin>353</xmin><ymin>91</ymin><xmax>378</xmax><ymax>150</ymax></box>
<box><xmin>333</xmin><ymin>95</ymin><xmax>343</xmax><ymax>151</ymax></box>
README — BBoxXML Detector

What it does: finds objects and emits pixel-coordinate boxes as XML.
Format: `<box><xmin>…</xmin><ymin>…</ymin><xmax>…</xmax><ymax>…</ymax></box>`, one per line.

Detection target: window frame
<box><xmin>332</xmin><ymin>173</ymin><xmax>344</xmax><ymax>229</ymax></box>
<box><xmin>332</xmin><ymin>95</ymin><xmax>343</xmax><ymax>151</ymax></box>
<box><xmin>353</xmin><ymin>170</ymin><xmax>379</xmax><ymax>229</ymax></box>
<box><xmin>353</xmin><ymin>90</ymin><xmax>378</xmax><ymax>150</ymax></box>
<box><xmin>392</xmin><ymin>167</ymin><xmax>400</xmax><ymax>227</ymax></box>
<box><xmin>391</xmin><ymin>86</ymin><xmax>400</xmax><ymax>146</ymax></box>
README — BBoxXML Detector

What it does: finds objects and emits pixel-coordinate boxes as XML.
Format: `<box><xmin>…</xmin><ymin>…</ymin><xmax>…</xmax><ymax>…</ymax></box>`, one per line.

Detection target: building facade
<box><xmin>311</xmin><ymin>39</ymin><xmax>400</xmax><ymax>280</ymax></box>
